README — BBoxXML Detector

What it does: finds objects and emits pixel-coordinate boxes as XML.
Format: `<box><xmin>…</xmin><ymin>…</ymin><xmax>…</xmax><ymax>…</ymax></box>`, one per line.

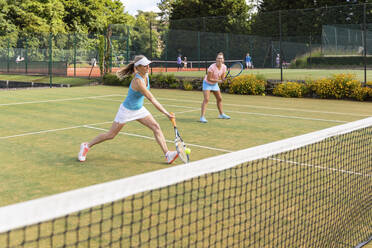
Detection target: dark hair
<box><xmin>116</xmin><ymin>55</ymin><xmax>145</xmax><ymax>79</ymax></box>
<box><xmin>217</xmin><ymin>52</ymin><xmax>224</xmax><ymax>58</ymax></box>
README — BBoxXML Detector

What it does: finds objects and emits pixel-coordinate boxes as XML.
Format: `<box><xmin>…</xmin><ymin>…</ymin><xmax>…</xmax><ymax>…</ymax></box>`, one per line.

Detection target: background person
<box><xmin>245</xmin><ymin>53</ymin><xmax>252</xmax><ymax>69</ymax></box>
<box><xmin>200</xmin><ymin>52</ymin><xmax>230</xmax><ymax>123</ymax></box>
<box><xmin>177</xmin><ymin>54</ymin><xmax>182</xmax><ymax>71</ymax></box>
<box><xmin>78</xmin><ymin>55</ymin><xmax>179</xmax><ymax>164</ymax></box>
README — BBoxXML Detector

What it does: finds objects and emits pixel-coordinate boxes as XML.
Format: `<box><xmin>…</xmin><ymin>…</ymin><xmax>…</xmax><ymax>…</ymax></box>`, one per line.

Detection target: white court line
<box><xmin>224</xmin><ymin>110</ymin><xmax>347</xmax><ymax>123</ymax></box>
<box><xmin>0</xmin><ymin>94</ymin><xmax>123</xmax><ymax>106</ymax></box>
<box><xmin>272</xmin><ymin>158</ymin><xmax>371</xmax><ymax>177</ymax></box>
<box><xmin>83</xmin><ymin>125</ymin><xmax>232</xmax><ymax>153</ymax></box>
<box><xmin>1</xmin><ymin>93</ymin><xmax>370</xmax><ymax>118</ymax></box>
<box><xmin>92</xmin><ymin>98</ymin><xmax>348</xmax><ymax>123</ymax></box>
<box><xmin>156</xmin><ymin>97</ymin><xmax>372</xmax><ymax>117</ymax></box>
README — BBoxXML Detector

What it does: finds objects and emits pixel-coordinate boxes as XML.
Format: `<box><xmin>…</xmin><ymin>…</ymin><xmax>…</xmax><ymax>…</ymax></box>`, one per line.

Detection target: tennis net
<box><xmin>0</xmin><ymin>117</ymin><xmax>371</xmax><ymax>247</ymax></box>
<box><xmin>150</xmin><ymin>59</ymin><xmax>244</xmax><ymax>72</ymax></box>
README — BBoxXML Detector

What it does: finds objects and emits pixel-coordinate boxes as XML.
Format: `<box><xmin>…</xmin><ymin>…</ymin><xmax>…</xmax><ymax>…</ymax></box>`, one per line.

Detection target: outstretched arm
<box><xmin>134</xmin><ymin>78</ymin><xmax>174</xmax><ymax>119</ymax></box>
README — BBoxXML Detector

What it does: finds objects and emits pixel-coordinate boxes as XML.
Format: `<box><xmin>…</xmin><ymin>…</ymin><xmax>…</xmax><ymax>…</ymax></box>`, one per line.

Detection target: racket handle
<box><xmin>170</xmin><ymin>112</ymin><xmax>177</xmax><ymax>126</ymax></box>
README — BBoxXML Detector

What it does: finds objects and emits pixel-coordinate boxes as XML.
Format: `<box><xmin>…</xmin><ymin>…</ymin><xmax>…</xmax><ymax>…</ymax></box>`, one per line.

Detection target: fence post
<box><xmin>363</xmin><ymin>3</ymin><xmax>367</xmax><ymax>86</ymax></box>
<box><xmin>203</xmin><ymin>17</ymin><xmax>207</xmax><ymax>74</ymax></box>
<box><xmin>197</xmin><ymin>31</ymin><xmax>201</xmax><ymax>71</ymax></box>
<box><xmin>49</xmin><ymin>32</ymin><xmax>53</xmax><ymax>88</ymax></box>
<box><xmin>309</xmin><ymin>34</ymin><xmax>312</xmax><ymax>68</ymax></box>
<box><xmin>279</xmin><ymin>10</ymin><xmax>283</xmax><ymax>82</ymax></box>
<box><xmin>126</xmin><ymin>25</ymin><xmax>130</xmax><ymax>64</ymax></box>
<box><xmin>74</xmin><ymin>33</ymin><xmax>77</xmax><ymax>77</ymax></box>
<box><xmin>25</xmin><ymin>37</ymin><xmax>28</xmax><ymax>74</ymax></box>
<box><xmin>165</xmin><ymin>31</ymin><xmax>168</xmax><ymax>72</ymax></box>
<box><xmin>7</xmin><ymin>38</ymin><xmax>10</xmax><ymax>73</ymax></box>
<box><xmin>225</xmin><ymin>33</ymin><xmax>229</xmax><ymax>60</ymax></box>
<box><xmin>149</xmin><ymin>21</ymin><xmax>153</xmax><ymax>75</ymax></box>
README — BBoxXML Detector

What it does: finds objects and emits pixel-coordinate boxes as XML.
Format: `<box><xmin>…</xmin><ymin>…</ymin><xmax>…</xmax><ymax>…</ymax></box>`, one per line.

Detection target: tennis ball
<box><xmin>185</xmin><ymin>148</ymin><xmax>191</xmax><ymax>155</ymax></box>
<box><xmin>262</xmin><ymin>93</ymin><xmax>265</xmax><ymax>96</ymax></box>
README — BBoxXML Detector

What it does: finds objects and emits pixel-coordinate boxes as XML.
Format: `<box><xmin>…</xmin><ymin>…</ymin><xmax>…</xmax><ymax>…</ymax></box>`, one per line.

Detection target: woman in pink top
<box><xmin>200</xmin><ymin>52</ymin><xmax>231</xmax><ymax>123</ymax></box>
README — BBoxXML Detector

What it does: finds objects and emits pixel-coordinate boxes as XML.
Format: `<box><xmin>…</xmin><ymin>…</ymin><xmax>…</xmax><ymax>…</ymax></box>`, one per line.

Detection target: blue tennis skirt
<box><xmin>202</xmin><ymin>80</ymin><xmax>220</xmax><ymax>91</ymax></box>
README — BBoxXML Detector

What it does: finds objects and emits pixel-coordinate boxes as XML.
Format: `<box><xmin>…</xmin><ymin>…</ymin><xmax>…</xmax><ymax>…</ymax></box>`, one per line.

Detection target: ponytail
<box><xmin>116</xmin><ymin>55</ymin><xmax>145</xmax><ymax>79</ymax></box>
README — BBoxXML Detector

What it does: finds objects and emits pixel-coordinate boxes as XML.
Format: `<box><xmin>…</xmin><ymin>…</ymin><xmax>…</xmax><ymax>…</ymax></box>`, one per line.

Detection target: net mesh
<box><xmin>0</xmin><ymin>118</ymin><xmax>371</xmax><ymax>247</ymax></box>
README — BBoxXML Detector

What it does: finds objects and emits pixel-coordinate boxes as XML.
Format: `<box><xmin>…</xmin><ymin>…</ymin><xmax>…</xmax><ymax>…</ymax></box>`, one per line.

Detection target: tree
<box><xmin>61</xmin><ymin>0</ymin><xmax>130</xmax><ymax>33</ymax></box>
<box><xmin>168</xmin><ymin>0</ymin><xmax>252</xmax><ymax>33</ymax></box>
<box><xmin>130</xmin><ymin>11</ymin><xmax>162</xmax><ymax>59</ymax></box>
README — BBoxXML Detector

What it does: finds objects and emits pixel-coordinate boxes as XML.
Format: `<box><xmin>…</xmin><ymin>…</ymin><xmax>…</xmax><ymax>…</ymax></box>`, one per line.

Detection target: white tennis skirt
<box><xmin>114</xmin><ymin>104</ymin><xmax>150</xmax><ymax>124</ymax></box>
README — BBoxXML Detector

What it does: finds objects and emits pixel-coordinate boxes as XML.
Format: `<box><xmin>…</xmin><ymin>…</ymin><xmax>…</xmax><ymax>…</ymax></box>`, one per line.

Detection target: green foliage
<box><xmin>229</xmin><ymin>74</ymin><xmax>266</xmax><ymax>95</ymax></box>
<box><xmin>102</xmin><ymin>73</ymin><xmax>133</xmax><ymax>86</ymax></box>
<box><xmin>102</xmin><ymin>73</ymin><xmax>121</xmax><ymax>86</ymax></box>
<box><xmin>149</xmin><ymin>73</ymin><xmax>178</xmax><ymax>88</ymax></box>
<box><xmin>273</xmin><ymin>81</ymin><xmax>309</xmax><ymax>98</ymax></box>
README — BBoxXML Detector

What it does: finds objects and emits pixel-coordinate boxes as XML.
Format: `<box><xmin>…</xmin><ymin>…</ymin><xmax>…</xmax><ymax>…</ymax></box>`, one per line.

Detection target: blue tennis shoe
<box><xmin>218</xmin><ymin>113</ymin><xmax>231</xmax><ymax>119</ymax></box>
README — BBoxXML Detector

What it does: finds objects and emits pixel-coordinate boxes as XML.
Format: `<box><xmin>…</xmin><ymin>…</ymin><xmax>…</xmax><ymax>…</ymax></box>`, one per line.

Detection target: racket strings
<box><xmin>175</xmin><ymin>138</ymin><xmax>188</xmax><ymax>163</ymax></box>
<box><xmin>226</xmin><ymin>62</ymin><xmax>243</xmax><ymax>78</ymax></box>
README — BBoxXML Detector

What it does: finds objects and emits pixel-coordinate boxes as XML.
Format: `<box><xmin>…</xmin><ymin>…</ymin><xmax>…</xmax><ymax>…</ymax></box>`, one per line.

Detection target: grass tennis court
<box><xmin>1</xmin><ymin>85</ymin><xmax>371</xmax><ymax>209</ymax></box>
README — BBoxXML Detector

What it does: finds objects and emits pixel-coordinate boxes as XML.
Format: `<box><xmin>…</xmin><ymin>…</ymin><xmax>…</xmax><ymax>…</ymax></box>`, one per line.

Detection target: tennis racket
<box><xmin>170</xmin><ymin>112</ymin><xmax>189</xmax><ymax>163</ymax></box>
<box><xmin>225</xmin><ymin>62</ymin><xmax>243</xmax><ymax>80</ymax></box>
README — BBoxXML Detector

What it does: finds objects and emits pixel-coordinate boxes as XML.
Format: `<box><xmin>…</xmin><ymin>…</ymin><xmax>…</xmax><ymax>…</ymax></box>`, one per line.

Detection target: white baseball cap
<box><xmin>134</xmin><ymin>57</ymin><xmax>151</xmax><ymax>66</ymax></box>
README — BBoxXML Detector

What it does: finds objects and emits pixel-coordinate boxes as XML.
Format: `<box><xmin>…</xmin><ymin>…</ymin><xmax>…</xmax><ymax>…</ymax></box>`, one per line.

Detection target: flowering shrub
<box><xmin>183</xmin><ymin>81</ymin><xmax>193</xmax><ymax>91</ymax></box>
<box><xmin>351</xmin><ymin>86</ymin><xmax>372</xmax><ymax>101</ymax></box>
<box><xmin>310</xmin><ymin>74</ymin><xmax>365</xmax><ymax>100</ymax></box>
<box><xmin>229</xmin><ymin>74</ymin><xmax>266</xmax><ymax>95</ymax></box>
<box><xmin>273</xmin><ymin>81</ymin><xmax>309</xmax><ymax>97</ymax></box>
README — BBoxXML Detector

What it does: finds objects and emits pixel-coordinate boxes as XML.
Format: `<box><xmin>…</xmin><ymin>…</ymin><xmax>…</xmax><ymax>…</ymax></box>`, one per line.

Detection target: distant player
<box><xmin>245</xmin><ymin>53</ymin><xmax>252</xmax><ymax>69</ymax></box>
<box><xmin>276</xmin><ymin>54</ymin><xmax>280</xmax><ymax>68</ymax></box>
<box><xmin>200</xmin><ymin>52</ymin><xmax>230</xmax><ymax>123</ymax></box>
<box><xmin>177</xmin><ymin>55</ymin><xmax>182</xmax><ymax>71</ymax></box>
<box><xmin>78</xmin><ymin>55</ymin><xmax>178</xmax><ymax>164</ymax></box>
<box><xmin>183</xmin><ymin>56</ymin><xmax>187</xmax><ymax>69</ymax></box>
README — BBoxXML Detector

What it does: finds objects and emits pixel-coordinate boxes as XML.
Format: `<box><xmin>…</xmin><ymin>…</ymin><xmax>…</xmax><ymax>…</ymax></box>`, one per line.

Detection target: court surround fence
<box><xmin>2</xmin><ymin>4</ymin><xmax>372</xmax><ymax>84</ymax></box>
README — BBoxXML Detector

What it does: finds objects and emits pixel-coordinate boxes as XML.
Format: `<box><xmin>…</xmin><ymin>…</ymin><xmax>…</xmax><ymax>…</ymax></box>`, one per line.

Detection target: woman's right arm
<box><xmin>206</xmin><ymin>71</ymin><xmax>222</xmax><ymax>84</ymax></box>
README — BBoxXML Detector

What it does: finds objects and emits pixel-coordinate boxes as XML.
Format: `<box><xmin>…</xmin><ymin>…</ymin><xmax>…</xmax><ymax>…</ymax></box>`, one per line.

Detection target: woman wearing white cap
<box><xmin>78</xmin><ymin>55</ymin><xmax>179</xmax><ymax>164</ymax></box>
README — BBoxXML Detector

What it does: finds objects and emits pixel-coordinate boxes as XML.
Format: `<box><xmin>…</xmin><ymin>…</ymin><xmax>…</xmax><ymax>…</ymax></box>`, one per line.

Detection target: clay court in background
<box><xmin>67</xmin><ymin>66</ymin><xmax>205</xmax><ymax>77</ymax></box>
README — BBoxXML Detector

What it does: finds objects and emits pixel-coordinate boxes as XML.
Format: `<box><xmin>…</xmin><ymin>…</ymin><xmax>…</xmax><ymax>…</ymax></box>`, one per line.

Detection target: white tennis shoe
<box><xmin>78</xmin><ymin>143</ymin><xmax>90</xmax><ymax>162</ymax></box>
<box><xmin>166</xmin><ymin>151</ymin><xmax>178</xmax><ymax>164</ymax></box>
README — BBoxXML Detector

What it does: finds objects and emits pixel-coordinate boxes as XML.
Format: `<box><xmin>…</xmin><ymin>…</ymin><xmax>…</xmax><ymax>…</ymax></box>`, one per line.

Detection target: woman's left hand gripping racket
<box><xmin>170</xmin><ymin>112</ymin><xmax>189</xmax><ymax>163</ymax></box>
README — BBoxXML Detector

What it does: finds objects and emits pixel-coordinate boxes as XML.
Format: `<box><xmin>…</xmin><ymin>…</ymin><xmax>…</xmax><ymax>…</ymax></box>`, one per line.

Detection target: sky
<box><xmin>121</xmin><ymin>0</ymin><xmax>161</xmax><ymax>16</ymax></box>
<box><xmin>121</xmin><ymin>0</ymin><xmax>254</xmax><ymax>16</ymax></box>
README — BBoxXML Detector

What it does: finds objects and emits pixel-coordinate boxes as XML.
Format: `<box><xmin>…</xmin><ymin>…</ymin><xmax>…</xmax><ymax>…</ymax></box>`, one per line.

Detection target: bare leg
<box><xmin>201</xmin><ymin>90</ymin><xmax>210</xmax><ymax>117</ymax></box>
<box><xmin>137</xmin><ymin>115</ymin><xmax>168</xmax><ymax>155</ymax></box>
<box><xmin>212</xmin><ymin>90</ymin><xmax>223</xmax><ymax>115</ymax></box>
<box><xmin>88</xmin><ymin>122</ymin><xmax>125</xmax><ymax>148</ymax></box>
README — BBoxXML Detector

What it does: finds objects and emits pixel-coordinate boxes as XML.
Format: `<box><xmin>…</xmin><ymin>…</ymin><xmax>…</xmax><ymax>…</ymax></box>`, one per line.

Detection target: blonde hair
<box><xmin>116</xmin><ymin>55</ymin><xmax>145</xmax><ymax>79</ymax></box>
